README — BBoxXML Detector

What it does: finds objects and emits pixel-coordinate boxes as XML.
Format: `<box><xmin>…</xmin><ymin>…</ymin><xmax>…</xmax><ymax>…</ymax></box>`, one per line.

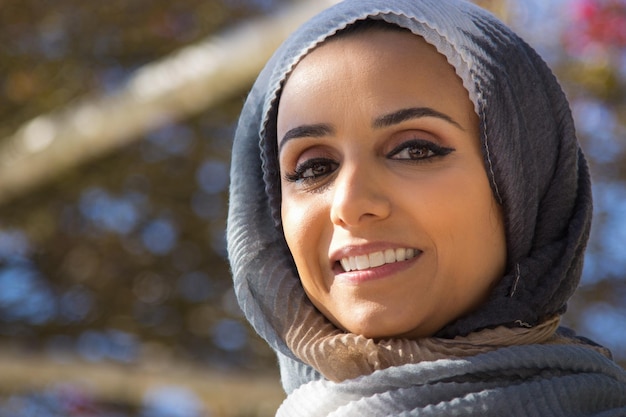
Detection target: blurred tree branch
<box><xmin>0</xmin><ymin>350</ymin><xmax>283</xmax><ymax>417</ymax></box>
<box><xmin>0</xmin><ymin>0</ymin><xmax>339</xmax><ymax>206</ymax></box>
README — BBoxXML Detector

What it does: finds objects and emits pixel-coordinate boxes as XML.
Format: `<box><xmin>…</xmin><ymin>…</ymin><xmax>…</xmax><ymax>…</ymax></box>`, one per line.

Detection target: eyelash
<box><xmin>284</xmin><ymin>158</ymin><xmax>339</xmax><ymax>184</ymax></box>
<box><xmin>284</xmin><ymin>139</ymin><xmax>454</xmax><ymax>184</ymax></box>
<box><xmin>387</xmin><ymin>139</ymin><xmax>454</xmax><ymax>161</ymax></box>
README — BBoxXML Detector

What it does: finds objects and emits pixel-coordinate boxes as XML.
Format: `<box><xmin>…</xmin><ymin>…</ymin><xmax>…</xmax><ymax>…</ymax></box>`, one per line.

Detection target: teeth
<box><xmin>355</xmin><ymin>255</ymin><xmax>369</xmax><ymax>270</ymax></box>
<box><xmin>349</xmin><ymin>256</ymin><xmax>357</xmax><ymax>271</ymax></box>
<box><xmin>339</xmin><ymin>248</ymin><xmax>417</xmax><ymax>272</ymax></box>
<box><xmin>340</xmin><ymin>258</ymin><xmax>351</xmax><ymax>272</ymax></box>
<box><xmin>369</xmin><ymin>251</ymin><xmax>385</xmax><ymax>268</ymax></box>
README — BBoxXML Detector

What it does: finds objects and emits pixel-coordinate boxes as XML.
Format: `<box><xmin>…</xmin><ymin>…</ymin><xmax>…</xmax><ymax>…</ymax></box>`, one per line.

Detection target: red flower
<box><xmin>564</xmin><ymin>0</ymin><xmax>626</xmax><ymax>52</ymax></box>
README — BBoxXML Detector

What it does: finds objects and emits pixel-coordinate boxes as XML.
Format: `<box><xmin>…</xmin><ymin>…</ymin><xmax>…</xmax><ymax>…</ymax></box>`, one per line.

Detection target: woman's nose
<box><xmin>329</xmin><ymin>162</ymin><xmax>391</xmax><ymax>228</ymax></box>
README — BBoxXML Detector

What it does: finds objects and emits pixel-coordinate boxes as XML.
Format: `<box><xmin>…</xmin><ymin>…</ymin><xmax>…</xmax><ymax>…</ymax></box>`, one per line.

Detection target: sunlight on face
<box><xmin>277</xmin><ymin>28</ymin><xmax>507</xmax><ymax>339</ymax></box>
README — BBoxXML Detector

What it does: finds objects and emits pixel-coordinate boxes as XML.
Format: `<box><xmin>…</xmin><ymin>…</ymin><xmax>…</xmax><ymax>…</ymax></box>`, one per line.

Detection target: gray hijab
<box><xmin>227</xmin><ymin>0</ymin><xmax>603</xmax><ymax>397</ymax></box>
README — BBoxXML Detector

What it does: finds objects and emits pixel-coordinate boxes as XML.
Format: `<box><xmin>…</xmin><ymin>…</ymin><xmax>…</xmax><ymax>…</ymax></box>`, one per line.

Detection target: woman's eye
<box><xmin>285</xmin><ymin>158</ymin><xmax>338</xmax><ymax>183</ymax></box>
<box><xmin>387</xmin><ymin>139</ymin><xmax>454</xmax><ymax>161</ymax></box>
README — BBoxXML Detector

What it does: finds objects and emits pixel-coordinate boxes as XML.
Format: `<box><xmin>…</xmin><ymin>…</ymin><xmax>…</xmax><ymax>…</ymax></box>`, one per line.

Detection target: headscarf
<box><xmin>227</xmin><ymin>0</ymin><xmax>601</xmax><ymax>394</ymax></box>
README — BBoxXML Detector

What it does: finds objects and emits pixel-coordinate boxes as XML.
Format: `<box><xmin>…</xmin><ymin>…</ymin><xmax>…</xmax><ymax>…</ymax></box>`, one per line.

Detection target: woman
<box><xmin>227</xmin><ymin>0</ymin><xmax>626</xmax><ymax>415</ymax></box>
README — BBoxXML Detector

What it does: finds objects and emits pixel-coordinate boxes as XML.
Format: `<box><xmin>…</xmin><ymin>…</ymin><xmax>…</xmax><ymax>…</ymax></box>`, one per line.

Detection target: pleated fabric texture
<box><xmin>226</xmin><ymin>0</ymin><xmax>626</xmax><ymax>412</ymax></box>
<box><xmin>276</xmin><ymin>345</ymin><xmax>626</xmax><ymax>417</ymax></box>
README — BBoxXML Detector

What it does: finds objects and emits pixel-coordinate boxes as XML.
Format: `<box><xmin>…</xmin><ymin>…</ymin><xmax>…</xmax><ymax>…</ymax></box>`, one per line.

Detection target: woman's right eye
<box><xmin>386</xmin><ymin>138</ymin><xmax>454</xmax><ymax>162</ymax></box>
<box><xmin>284</xmin><ymin>158</ymin><xmax>339</xmax><ymax>183</ymax></box>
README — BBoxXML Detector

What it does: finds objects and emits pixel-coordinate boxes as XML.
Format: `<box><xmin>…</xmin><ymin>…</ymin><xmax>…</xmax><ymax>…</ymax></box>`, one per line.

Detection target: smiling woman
<box><xmin>277</xmin><ymin>27</ymin><xmax>506</xmax><ymax>340</ymax></box>
<box><xmin>227</xmin><ymin>1</ymin><xmax>626</xmax><ymax>415</ymax></box>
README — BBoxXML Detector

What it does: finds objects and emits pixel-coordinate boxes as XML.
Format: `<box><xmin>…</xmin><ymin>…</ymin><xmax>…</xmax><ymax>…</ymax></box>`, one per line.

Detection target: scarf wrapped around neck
<box><xmin>226</xmin><ymin>0</ymin><xmax>626</xmax><ymax>414</ymax></box>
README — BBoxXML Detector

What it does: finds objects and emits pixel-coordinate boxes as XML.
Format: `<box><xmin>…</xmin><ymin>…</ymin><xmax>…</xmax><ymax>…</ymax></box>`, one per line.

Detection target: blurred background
<box><xmin>0</xmin><ymin>0</ymin><xmax>624</xmax><ymax>416</ymax></box>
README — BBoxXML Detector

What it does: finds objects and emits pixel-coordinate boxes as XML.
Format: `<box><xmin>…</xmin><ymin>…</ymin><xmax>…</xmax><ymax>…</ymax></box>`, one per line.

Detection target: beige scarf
<box><xmin>285</xmin><ymin>313</ymin><xmax>609</xmax><ymax>382</ymax></box>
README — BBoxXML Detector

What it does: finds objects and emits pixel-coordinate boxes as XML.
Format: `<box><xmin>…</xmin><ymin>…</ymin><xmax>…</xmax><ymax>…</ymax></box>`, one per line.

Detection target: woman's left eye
<box><xmin>386</xmin><ymin>139</ymin><xmax>454</xmax><ymax>161</ymax></box>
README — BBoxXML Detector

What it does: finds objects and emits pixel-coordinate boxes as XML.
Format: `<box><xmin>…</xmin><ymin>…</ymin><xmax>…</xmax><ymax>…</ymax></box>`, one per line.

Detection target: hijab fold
<box><xmin>275</xmin><ymin>344</ymin><xmax>626</xmax><ymax>417</ymax></box>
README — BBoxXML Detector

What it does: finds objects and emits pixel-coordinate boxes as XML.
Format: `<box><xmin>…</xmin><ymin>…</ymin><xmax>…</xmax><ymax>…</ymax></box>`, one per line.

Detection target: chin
<box><xmin>343</xmin><ymin>317</ymin><xmax>430</xmax><ymax>340</ymax></box>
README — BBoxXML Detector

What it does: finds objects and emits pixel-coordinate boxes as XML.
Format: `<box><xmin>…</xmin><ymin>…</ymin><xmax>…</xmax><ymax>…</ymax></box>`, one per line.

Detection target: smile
<box><xmin>339</xmin><ymin>248</ymin><xmax>418</xmax><ymax>272</ymax></box>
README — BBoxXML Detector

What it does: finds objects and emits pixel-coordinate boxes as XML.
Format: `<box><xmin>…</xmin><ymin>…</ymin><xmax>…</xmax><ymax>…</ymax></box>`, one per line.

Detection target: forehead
<box><xmin>277</xmin><ymin>28</ymin><xmax>476</xmax><ymax>133</ymax></box>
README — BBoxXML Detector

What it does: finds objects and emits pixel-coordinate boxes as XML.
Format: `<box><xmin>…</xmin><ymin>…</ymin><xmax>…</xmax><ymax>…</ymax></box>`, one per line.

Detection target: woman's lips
<box><xmin>332</xmin><ymin>247</ymin><xmax>422</xmax><ymax>284</ymax></box>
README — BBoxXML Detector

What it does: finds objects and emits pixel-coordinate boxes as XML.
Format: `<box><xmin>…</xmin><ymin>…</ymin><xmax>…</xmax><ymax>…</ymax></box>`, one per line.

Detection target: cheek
<box><xmin>460</xmin><ymin>180</ymin><xmax>504</xmax><ymax>247</ymax></box>
<box><xmin>438</xmin><ymin>175</ymin><xmax>506</xmax><ymax>279</ymax></box>
<box><xmin>281</xmin><ymin>193</ymin><xmax>330</xmax><ymax>275</ymax></box>
<box><xmin>418</xmin><ymin>164</ymin><xmax>505</xmax><ymax>266</ymax></box>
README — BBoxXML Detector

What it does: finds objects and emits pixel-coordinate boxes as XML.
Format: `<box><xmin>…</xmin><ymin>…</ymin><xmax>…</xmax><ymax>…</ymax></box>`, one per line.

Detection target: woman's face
<box><xmin>277</xmin><ymin>28</ymin><xmax>507</xmax><ymax>339</ymax></box>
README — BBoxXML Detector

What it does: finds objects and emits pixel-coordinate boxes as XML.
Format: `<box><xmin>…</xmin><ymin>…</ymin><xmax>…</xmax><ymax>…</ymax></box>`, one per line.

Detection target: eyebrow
<box><xmin>372</xmin><ymin>107</ymin><xmax>464</xmax><ymax>130</ymax></box>
<box><xmin>279</xmin><ymin>123</ymin><xmax>334</xmax><ymax>154</ymax></box>
<box><xmin>278</xmin><ymin>106</ymin><xmax>463</xmax><ymax>153</ymax></box>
